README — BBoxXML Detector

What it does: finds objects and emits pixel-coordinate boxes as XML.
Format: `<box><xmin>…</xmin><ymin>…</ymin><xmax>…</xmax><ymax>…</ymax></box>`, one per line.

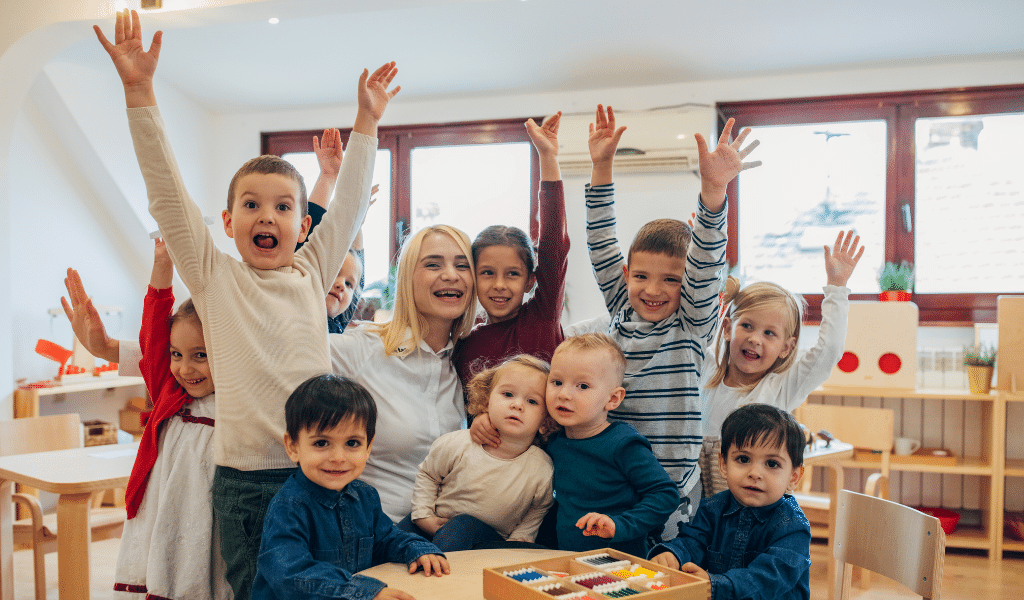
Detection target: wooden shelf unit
<box><xmin>806</xmin><ymin>385</ymin><xmax>1006</xmax><ymax>556</ymax></box>
<box><xmin>12</xmin><ymin>375</ymin><xmax>145</xmax><ymax>418</ymax></box>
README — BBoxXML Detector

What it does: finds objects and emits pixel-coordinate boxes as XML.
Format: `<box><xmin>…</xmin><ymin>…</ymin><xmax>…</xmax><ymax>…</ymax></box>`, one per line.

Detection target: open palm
<box><xmin>358</xmin><ymin>62</ymin><xmax>401</xmax><ymax>122</ymax></box>
<box><xmin>93</xmin><ymin>9</ymin><xmax>161</xmax><ymax>89</ymax></box>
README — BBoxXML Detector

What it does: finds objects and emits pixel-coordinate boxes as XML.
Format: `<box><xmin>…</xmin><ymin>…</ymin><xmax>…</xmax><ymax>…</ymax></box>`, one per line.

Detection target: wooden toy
<box><xmin>483</xmin><ymin>548</ymin><xmax>709</xmax><ymax>600</ymax></box>
<box><xmin>822</xmin><ymin>301</ymin><xmax>917</xmax><ymax>389</ymax></box>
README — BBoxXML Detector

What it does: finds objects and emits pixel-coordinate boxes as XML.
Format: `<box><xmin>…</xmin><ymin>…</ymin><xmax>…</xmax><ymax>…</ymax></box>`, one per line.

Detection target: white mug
<box><xmin>894</xmin><ymin>437</ymin><xmax>921</xmax><ymax>455</ymax></box>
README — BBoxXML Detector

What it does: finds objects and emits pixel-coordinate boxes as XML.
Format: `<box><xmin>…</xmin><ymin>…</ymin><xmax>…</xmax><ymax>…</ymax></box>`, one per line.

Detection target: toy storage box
<box><xmin>483</xmin><ymin>548</ymin><xmax>709</xmax><ymax>600</ymax></box>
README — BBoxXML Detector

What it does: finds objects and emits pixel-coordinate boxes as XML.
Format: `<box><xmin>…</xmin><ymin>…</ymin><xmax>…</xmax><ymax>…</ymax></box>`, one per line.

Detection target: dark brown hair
<box><xmin>628</xmin><ymin>218</ymin><xmax>692</xmax><ymax>263</ymax></box>
<box><xmin>226</xmin><ymin>155</ymin><xmax>308</xmax><ymax>216</ymax></box>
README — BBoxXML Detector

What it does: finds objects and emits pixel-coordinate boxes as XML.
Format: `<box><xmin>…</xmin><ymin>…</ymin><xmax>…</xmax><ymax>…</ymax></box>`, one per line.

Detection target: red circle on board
<box><xmin>837</xmin><ymin>351</ymin><xmax>859</xmax><ymax>373</ymax></box>
<box><xmin>878</xmin><ymin>353</ymin><xmax>902</xmax><ymax>374</ymax></box>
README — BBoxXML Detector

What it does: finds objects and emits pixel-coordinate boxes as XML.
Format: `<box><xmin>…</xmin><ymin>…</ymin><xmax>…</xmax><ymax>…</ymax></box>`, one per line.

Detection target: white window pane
<box><xmin>736</xmin><ymin>122</ymin><xmax>887</xmax><ymax>294</ymax></box>
<box><xmin>915</xmin><ymin>113</ymin><xmax>1024</xmax><ymax>293</ymax></box>
<box><xmin>283</xmin><ymin>149</ymin><xmax>392</xmax><ymax>289</ymax></box>
<box><xmin>410</xmin><ymin>143</ymin><xmax>531</xmax><ymax>242</ymax></box>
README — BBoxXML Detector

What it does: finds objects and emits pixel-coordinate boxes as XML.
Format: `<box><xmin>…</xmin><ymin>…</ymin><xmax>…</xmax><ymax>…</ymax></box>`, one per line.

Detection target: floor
<box><xmin>10</xmin><ymin>538</ymin><xmax>1024</xmax><ymax>599</ymax></box>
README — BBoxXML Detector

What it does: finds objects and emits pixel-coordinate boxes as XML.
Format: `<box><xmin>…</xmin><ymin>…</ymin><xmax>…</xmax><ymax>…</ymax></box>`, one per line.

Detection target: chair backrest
<box><xmin>834</xmin><ymin>489</ymin><xmax>945</xmax><ymax>600</ymax></box>
<box><xmin>0</xmin><ymin>413</ymin><xmax>83</xmax><ymax>457</ymax></box>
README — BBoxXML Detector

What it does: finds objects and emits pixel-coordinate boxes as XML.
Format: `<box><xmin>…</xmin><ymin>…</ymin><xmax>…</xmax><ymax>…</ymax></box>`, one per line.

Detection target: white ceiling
<box><xmin>61</xmin><ymin>0</ymin><xmax>1024</xmax><ymax>112</ymax></box>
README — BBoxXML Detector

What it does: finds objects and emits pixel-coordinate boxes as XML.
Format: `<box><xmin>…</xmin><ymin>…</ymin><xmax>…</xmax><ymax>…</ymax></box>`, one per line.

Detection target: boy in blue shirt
<box><xmin>648</xmin><ymin>404</ymin><xmax>811</xmax><ymax>600</ymax></box>
<box><xmin>253</xmin><ymin>374</ymin><xmax>449</xmax><ymax>600</ymax></box>
<box><xmin>545</xmin><ymin>333</ymin><xmax>679</xmax><ymax>555</ymax></box>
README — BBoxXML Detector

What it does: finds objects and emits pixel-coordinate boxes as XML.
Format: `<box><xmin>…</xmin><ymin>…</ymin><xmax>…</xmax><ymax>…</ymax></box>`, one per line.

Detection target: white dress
<box><xmin>113</xmin><ymin>394</ymin><xmax>232</xmax><ymax>600</ymax></box>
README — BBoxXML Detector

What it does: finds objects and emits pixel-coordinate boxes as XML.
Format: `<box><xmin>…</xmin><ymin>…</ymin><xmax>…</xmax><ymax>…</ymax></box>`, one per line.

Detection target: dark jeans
<box><xmin>397</xmin><ymin>513</ymin><xmax>504</xmax><ymax>552</ymax></box>
<box><xmin>212</xmin><ymin>466</ymin><xmax>294</xmax><ymax>600</ymax></box>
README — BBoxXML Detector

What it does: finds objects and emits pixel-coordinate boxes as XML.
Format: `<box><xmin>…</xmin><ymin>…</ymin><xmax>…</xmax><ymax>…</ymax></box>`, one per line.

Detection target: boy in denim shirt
<box><xmin>253</xmin><ymin>375</ymin><xmax>449</xmax><ymax>600</ymax></box>
<box><xmin>649</xmin><ymin>404</ymin><xmax>810</xmax><ymax>600</ymax></box>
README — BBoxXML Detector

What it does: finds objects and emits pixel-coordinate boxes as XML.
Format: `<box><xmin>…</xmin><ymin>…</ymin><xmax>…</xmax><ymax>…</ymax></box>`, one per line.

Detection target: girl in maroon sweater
<box><xmin>454</xmin><ymin>113</ymin><xmax>570</xmax><ymax>446</ymax></box>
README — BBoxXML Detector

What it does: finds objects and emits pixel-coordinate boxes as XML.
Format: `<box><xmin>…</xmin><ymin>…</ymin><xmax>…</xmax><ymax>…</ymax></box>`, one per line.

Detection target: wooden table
<box><xmin>802</xmin><ymin>439</ymin><xmax>854</xmax><ymax>600</ymax></box>
<box><xmin>359</xmin><ymin>548</ymin><xmax>569</xmax><ymax>600</ymax></box>
<box><xmin>0</xmin><ymin>442</ymin><xmax>138</xmax><ymax>600</ymax></box>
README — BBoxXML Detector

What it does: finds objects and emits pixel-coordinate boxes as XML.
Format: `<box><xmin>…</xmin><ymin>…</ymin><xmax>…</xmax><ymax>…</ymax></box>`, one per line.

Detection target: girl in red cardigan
<box><xmin>453</xmin><ymin>113</ymin><xmax>570</xmax><ymax>447</ymax></box>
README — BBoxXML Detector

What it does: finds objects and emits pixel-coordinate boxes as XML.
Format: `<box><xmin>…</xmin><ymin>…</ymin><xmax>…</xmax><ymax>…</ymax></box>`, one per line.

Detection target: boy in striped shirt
<box><xmin>584</xmin><ymin>105</ymin><xmax>760</xmax><ymax>537</ymax></box>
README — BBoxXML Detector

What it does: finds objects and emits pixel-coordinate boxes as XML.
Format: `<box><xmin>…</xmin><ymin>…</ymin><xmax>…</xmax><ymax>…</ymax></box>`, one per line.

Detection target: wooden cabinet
<box><xmin>12</xmin><ymin>375</ymin><xmax>145</xmax><ymax>419</ymax></box>
<box><xmin>805</xmin><ymin>386</ymin><xmax>1024</xmax><ymax>556</ymax></box>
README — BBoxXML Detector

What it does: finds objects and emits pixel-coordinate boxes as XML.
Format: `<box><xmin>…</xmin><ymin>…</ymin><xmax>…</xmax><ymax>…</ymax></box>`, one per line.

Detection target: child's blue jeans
<box><xmin>397</xmin><ymin>513</ymin><xmax>503</xmax><ymax>551</ymax></box>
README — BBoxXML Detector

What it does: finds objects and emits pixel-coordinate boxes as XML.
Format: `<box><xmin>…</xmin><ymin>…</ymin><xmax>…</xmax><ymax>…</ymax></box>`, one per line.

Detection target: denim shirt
<box><xmin>649</xmin><ymin>491</ymin><xmax>810</xmax><ymax>600</ymax></box>
<box><xmin>252</xmin><ymin>470</ymin><xmax>443</xmax><ymax>600</ymax></box>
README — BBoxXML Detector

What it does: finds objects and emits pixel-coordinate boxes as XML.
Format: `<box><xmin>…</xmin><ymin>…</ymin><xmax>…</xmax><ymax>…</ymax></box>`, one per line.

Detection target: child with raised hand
<box><xmin>545</xmin><ymin>334</ymin><xmax>679</xmax><ymax>555</ymax></box>
<box><xmin>584</xmin><ymin>104</ymin><xmax>760</xmax><ymax>534</ymax></box>
<box><xmin>403</xmin><ymin>355</ymin><xmax>558</xmax><ymax>550</ymax></box>
<box><xmin>253</xmin><ymin>374</ymin><xmax>448</xmax><ymax>600</ymax></box>
<box><xmin>699</xmin><ymin>231</ymin><xmax>864</xmax><ymax>497</ymax></box>
<box><xmin>63</xmin><ymin>240</ymin><xmax>228</xmax><ymax>599</ymax></box>
<box><xmin>649</xmin><ymin>404</ymin><xmax>811</xmax><ymax>600</ymax></box>
<box><xmin>454</xmin><ymin>112</ymin><xmax>569</xmax><ymax>446</ymax></box>
<box><xmin>94</xmin><ymin>10</ymin><xmax>397</xmax><ymax>599</ymax></box>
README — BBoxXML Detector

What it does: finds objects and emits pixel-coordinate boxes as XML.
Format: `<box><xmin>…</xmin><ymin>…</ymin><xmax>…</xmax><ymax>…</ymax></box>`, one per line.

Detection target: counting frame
<box><xmin>482</xmin><ymin>548</ymin><xmax>709</xmax><ymax>600</ymax></box>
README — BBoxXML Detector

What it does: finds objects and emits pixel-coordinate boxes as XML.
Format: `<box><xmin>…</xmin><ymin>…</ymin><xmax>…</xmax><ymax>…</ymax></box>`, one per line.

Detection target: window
<box><xmin>720</xmin><ymin>85</ymin><xmax>1023</xmax><ymax>324</ymax></box>
<box><xmin>263</xmin><ymin>119</ymin><xmax>539</xmax><ymax>302</ymax></box>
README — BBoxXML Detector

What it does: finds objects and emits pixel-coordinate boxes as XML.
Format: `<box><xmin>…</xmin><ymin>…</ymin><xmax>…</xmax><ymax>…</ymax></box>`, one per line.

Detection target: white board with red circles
<box><xmin>823</xmin><ymin>301</ymin><xmax>918</xmax><ymax>390</ymax></box>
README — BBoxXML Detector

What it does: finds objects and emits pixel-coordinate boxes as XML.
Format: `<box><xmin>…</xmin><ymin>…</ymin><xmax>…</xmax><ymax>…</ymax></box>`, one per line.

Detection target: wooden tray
<box><xmin>483</xmin><ymin>548</ymin><xmax>709</xmax><ymax>600</ymax></box>
<box><xmin>853</xmin><ymin>447</ymin><xmax>957</xmax><ymax>466</ymax></box>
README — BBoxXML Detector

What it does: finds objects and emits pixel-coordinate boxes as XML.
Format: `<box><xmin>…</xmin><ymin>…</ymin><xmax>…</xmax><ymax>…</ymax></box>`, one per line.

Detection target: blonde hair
<box><xmin>705</xmin><ymin>278</ymin><xmax>805</xmax><ymax>390</ymax></box>
<box><xmin>553</xmin><ymin>333</ymin><xmax>627</xmax><ymax>384</ymax></box>
<box><xmin>369</xmin><ymin>225</ymin><xmax>476</xmax><ymax>357</ymax></box>
<box><xmin>466</xmin><ymin>354</ymin><xmax>559</xmax><ymax>445</ymax></box>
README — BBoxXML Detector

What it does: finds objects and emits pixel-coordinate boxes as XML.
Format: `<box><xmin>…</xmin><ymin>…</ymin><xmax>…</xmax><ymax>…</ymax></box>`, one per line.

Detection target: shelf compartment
<box><xmin>842</xmin><ymin>456</ymin><xmax>992</xmax><ymax>475</ymax></box>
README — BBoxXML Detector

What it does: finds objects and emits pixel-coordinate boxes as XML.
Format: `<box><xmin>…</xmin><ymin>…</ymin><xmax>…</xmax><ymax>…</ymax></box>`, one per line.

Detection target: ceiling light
<box><xmin>269</xmin><ymin>17</ymin><xmax>280</xmax><ymax>24</ymax></box>
<box><xmin>677</xmin><ymin>134</ymin><xmax>686</xmax><ymax>140</ymax></box>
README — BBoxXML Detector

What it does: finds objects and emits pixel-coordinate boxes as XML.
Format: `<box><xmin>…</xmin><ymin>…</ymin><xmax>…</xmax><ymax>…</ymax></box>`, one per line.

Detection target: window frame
<box><xmin>262</xmin><ymin>118</ymin><xmax>541</xmax><ymax>264</ymax></box>
<box><xmin>719</xmin><ymin>84</ymin><xmax>1024</xmax><ymax>325</ymax></box>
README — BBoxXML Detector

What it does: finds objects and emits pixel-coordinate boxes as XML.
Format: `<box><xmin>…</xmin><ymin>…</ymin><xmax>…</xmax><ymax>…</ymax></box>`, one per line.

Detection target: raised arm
<box><xmin>824</xmin><ymin>229</ymin><xmax>864</xmax><ymax>287</ymax></box>
<box><xmin>526</xmin><ymin>111</ymin><xmax>562</xmax><ymax>182</ymax></box>
<box><xmin>353</xmin><ymin>61</ymin><xmax>401</xmax><ymax>138</ymax></box>
<box><xmin>93</xmin><ymin>9</ymin><xmax>160</xmax><ymax>108</ymax></box>
<box><xmin>589</xmin><ymin>104</ymin><xmax>627</xmax><ymax>187</ymax></box>
<box><xmin>61</xmin><ymin>269</ymin><xmax>119</xmax><ymax>364</ymax></box>
<box><xmin>694</xmin><ymin>118</ymin><xmax>761</xmax><ymax>212</ymax></box>
<box><xmin>307</xmin><ymin>128</ymin><xmax>343</xmax><ymax>211</ymax></box>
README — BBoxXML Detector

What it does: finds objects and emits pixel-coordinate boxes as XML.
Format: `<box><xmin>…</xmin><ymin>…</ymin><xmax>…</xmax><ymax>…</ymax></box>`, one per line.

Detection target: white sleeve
<box><xmin>118</xmin><ymin>340</ymin><xmax>143</xmax><ymax>378</ymax></box>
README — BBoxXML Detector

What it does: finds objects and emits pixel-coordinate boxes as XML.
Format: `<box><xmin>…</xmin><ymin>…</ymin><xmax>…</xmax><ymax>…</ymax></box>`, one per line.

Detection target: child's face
<box><xmin>221</xmin><ymin>172</ymin><xmax>311</xmax><ymax>270</ymax></box>
<box><xmin>623</xmin><ymin>251</ymin><xmax>685</xmax><ymax>323</ymax></box>
<box><xmin>326</xmin><ymin>253</ymin><xmax>361</xmax><ymax>318</ymax></box>
<box><xmin>719</xmin><ymin>437</ymin><xmax>803</xmax><ymax>508</ymax></box>
<box><xmin>546</xmin><ymin>348</ymin><xmax>624</xmax><ymax>439</ymax></box>
<box><xmin>412</xmin><ymin>233</ymin><xmax>473</xmax><ymax>329</ymax></box>
<box><xmin>284</xmin><ymin>418</ymin><xmax>372</xmax><ymax>492</ymax></box>
<box><xmin>169</xmin><ymin>318</ymin><xmax>214</xmax><ymax>398</ymax></box>
<box><xmin>723</xmin><ymin>305</ymin><xmax>796</xmax><ymax>387</ymax></box>
<box><xmin>486</xmin><ymin>364</ymin><xmax>548</xmax><ymax>443</ymax></box>
<box><xmin>475</xmin><ymin>244</ymin><xmax>536</xmax><ymax>323</ymax></box>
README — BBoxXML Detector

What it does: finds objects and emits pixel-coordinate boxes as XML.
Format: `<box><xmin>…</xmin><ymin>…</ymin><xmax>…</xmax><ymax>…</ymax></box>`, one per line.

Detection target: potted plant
<box><xmin>878</xmin><ymin>261</ymin><xmax>914</xmax><ymax>301</ymax></box>
<box><xmin>963</xmin><ymin>343</ymin><xmax>997</xmax><ymax>394</ymax></box>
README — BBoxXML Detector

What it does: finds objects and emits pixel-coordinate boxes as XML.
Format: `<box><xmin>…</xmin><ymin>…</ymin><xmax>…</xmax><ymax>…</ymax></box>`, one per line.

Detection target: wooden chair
<box><xmin>0</xmin><ymin>413</ymin><xmax>127</xmax><ymax>600</ymax></box>
<box><xmin>834</xmin><ymin>489</ymin><xmax>945</xmax><ymax>599</ymax></box>
<box><xmin>792</xmin><ymin>403</ymin><xmax>894</xmax><ymax>534</ymax></box>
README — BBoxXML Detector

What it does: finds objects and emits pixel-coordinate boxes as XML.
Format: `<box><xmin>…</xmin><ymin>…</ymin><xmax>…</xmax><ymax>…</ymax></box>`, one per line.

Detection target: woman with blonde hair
<box><xmin>329</xmin><ymin>224</ymin><xmax>477</xmax><ymax>522</ymax></box>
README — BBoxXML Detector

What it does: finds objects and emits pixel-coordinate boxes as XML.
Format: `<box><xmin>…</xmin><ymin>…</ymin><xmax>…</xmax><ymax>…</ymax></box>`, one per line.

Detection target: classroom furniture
<box><xmin>793</xmin><ymin>404</ymin><xmax>895</xmax><ymax>536</ymax></box>
<box><xmin>358</xmin><ymin>548</ymin><xmax>569</xmax><ymax>600</ymax></box>
<box><xmin>0</xmin><ymin>441</ymin><xmax>138</xmax><ymax>600</ymax></box>
<box><xmin>805</xmin><ymin>386</ymin><xmax>1014</xmax><ymax>556</ymax></box>
<box><xmin>833</xmin><ymin>489</ymin><xmax>945</xmax><ymax>600</ymax></box>
<box><xmin>801</xmin><ymin>438</ymin><xmax>855</xmax><ymax>600</ymax></box>
<box><xmin>12</xmin><ymin>375</ymin><xmax>145</xmax><ymax>419</ymax></box>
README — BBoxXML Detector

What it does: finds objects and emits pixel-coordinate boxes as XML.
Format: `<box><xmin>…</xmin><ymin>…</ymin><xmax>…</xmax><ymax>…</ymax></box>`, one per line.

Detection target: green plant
<box><xmin>878</xmin><ymin>261</ymin><xmax>914</xmax><ymax>292</ymax></box>
<box><xmin>963</xmin><ymin>344</ymin><xmax>997</xmax><ymax>367</ymax></box>
<box><xmin>363</xmin><ymin>265</ymin><xmax>398</xmax><ymax>311</ymax></box>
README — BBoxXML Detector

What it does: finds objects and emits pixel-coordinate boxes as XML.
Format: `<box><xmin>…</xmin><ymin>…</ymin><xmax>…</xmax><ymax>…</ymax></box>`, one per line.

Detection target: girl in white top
<box><xmin>699</xmin><ymin>230</ymin><xmax>864</xmax><ymax>497</ymax></box>
<box><xmin>405</xmin><ymin>354</ymin><xmax>558</xmax><ymax>550</ymax></box>
<box><xmin>329</xmin><ymin>225</ymin><xmax>477</xmax><ymax>522</ymax></box>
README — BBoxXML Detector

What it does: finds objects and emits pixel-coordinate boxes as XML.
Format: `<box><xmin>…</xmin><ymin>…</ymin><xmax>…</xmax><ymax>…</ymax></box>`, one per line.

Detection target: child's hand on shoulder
<box><xmin>469</xmin><ymin>412</ymin><xmax>501</xmax><ymax>448</ymax></box>
<box><xmin>409</xmin><ymin>553</ymin><xmax>450</xmax><ymax>577</ymax></box>
<box><xmin>576</xmin><ymin>512</ymin><xmax>615</xmax><ymax>539</ymax></box>
<box><xmin>649</xmin><ymin>551</ymin><xmax>680</xmax><ymax>570</ymax></box>
<box><xmin>680</xmin><ymin>562</ymin><xmax>710</xmax><ymax>581</ymax></box>
<box><xmin>823</xmin><ymin>230</ymin><xmax>864</xmax><ymax>287</ymax></box>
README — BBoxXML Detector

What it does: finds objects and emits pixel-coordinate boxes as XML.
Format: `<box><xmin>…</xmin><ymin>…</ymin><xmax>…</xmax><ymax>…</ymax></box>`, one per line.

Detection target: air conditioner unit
<box><xmin>555</xmin><ymin>107</ymin><xmax>714</xmax><ymax>175</ymax></box>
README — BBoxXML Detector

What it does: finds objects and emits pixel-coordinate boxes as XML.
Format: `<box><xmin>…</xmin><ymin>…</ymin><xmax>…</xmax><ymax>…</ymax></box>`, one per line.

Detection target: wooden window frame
<box><xmin>719</xmin><ymin>84</ymin><xmax>1024</xmax><ymax>325</ymax></box>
